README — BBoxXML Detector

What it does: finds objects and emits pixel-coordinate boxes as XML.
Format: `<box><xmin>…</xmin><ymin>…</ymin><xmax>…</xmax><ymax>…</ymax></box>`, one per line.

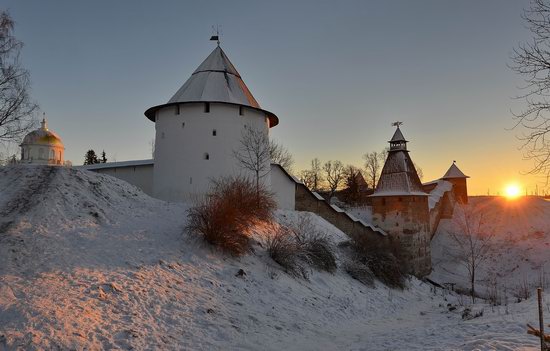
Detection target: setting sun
<box><xmin>504</xmin><ymin>184</ymin><xmax>521</xmax><ymax>199</ymax></box>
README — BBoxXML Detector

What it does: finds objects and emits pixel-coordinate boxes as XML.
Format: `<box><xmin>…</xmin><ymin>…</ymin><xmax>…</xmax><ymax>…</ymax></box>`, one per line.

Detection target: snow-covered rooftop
<box><xmin>441</xmin><ymin>162</ymin><xmax>469</xmax><ymax>179</ymax></box>
<box><xmin>77</xmin><ymin>159</ymin><xmax>154</xmax><ymax>170</ymax></box>
<box><xmin>372</xmin><ymin>148</ymin><xmax>427</xmax><ymax>197</ymax></box>
<box><xmin>144</xmin><ymin>46</ymin><xmax>279</xmax><ymax>127</ymax></box>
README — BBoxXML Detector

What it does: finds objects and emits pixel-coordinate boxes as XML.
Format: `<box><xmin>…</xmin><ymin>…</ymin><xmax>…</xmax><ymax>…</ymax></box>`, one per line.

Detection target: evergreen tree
<box><xmin>100</xmin><ymin>150</ymin><xmax>107</xmax><ymax>163</ymax></box>
<box><xmin>84</xmin><ymin>150</ymin><xmax>99</xmax><ymax>165</ymax></box>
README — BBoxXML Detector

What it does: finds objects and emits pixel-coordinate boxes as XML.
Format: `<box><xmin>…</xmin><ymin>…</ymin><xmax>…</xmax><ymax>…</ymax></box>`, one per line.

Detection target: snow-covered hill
<box><xmin>0</xmin><ymin>166</ymin><xmax>546</xmax><ymax>350</ymax></box>
<box><xmin>431</xmin><ymin>196</ymin><xmax>550</xmax><ymax>297</ymax></box>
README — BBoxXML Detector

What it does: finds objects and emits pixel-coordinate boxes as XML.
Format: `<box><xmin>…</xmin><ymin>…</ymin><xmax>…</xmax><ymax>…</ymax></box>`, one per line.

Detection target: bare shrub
<box><xmin>266</xmin><ymin>225</ymin><xmax>309</xmax><ymax>279</ymax></box>
<box><xmin>513</xmin><ymin>279</ymin><xmax>532</xmax><ymax>302</ymax></box>
<box><xmin>485</xmin><ymin>274</ymin><xmax>502</xmax><ymax>306</ymax></box>
<box><xmin>186</xmin><ymin>176</ymin><xmax>276</xmax><ymax>256</ymax></box>
<box><xmin>347</xmin><ymin>234</ymin><xmax>407</xmax><ymax>289</ymax></box>
<box><xmin>293</xmin><ymin>217</ymin><xmax>337</xmax><ymax>273</ymax></box>
<box><xmin>266</xmin><ymin>216</ymin><xmax>337</xmax><ymax>278</ymax></box>
<box><xmin>344</xmin><ymin>259</ymin><xmax>375</xmax><ymax>287</ymax></box>
<box><xmin>462</xmin><ymin>307</ymin><xmax>484</xmax><ymax>320</ymax></box>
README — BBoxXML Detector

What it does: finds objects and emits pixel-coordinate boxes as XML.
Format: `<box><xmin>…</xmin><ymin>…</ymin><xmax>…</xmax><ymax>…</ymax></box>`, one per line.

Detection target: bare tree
<box><xmin>414</xmin><ymin>162</ymin><xmax>424</xmax><ymax>182</ymax></box>
<box><xmin>323</xmin><ymin>160</ymin><xmax>345</xmax><ymax>200</ymax></box>
<box><xmin>300</xmin><ymin>158</ymin><xmax>324</xmax><ymax>192</ymax></box>
<box><xmin>0</xmin><ymin>11</ymin><xmax>37</xmax><ymax>143</ymax></box>
<box><xmin>269</xmin><ymin>139</ymin><xmax>294</xmax><ymax>171</ymax></box>
<box><xmin>299</xmin><ymin>169</ymin><xmax>315</xmax><ymax>190</ymax></box>
<box><xmin>363</xmin><ymin>148</ymin><xmax>388</xmax><ymax>189</ymax></box>
<box><xmin>446</xmin><ymin>203</ymin><xmax>495</xmax><ymax>303</ymax></box>
<box><xmin>343</xmin><ymin>164</ymin><xmax>362</xmax><ymax>204</ymax></box>
<box><xmin>510</xmin><ymin>0</ymin><xmax>550</xmax><ymax>181</ymax></box>
<box><xmin>233</xmin><ymin>125</ymin><xmax>271</xmax><ymax>199</ymax></box>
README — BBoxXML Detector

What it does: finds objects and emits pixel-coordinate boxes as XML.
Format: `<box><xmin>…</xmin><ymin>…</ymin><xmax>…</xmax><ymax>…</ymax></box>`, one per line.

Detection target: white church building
<box><xmin>82</xmin><ymin>44</ymin><xmax>296</xmax><ymax>209</ymax></box>
<box><xmin>19</xmin><ymin>117</ymin><xmax>65</xmax><ymax>165</ymax></box>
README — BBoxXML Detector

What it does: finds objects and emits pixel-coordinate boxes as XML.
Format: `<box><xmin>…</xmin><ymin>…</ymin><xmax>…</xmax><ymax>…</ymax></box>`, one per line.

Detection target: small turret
<box><xmin>441</xmin><ymin>161</ymin><xmax>469</xmax><ymax>204</ymax></box>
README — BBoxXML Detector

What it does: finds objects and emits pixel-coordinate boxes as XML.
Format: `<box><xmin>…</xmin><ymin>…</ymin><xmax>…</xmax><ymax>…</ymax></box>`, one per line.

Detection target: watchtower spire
<box><xmin>389</xmin><ymin>121</ymin><xmax>407</xmax><ymax>151</ymax></box>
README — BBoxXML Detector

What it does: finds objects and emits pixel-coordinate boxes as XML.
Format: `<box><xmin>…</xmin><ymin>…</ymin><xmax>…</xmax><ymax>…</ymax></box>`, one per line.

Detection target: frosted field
<box><xmin>0</xmin><ymin>165</ymin><xmax>548</xmax><ymax>350</ymax></box>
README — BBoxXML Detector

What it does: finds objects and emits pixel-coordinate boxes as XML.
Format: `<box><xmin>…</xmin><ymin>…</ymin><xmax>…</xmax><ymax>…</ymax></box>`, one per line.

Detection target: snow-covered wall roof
<box><xmin>428</xmin><ymin>180</ymin><xmax>453</xmax><ymax>210</ymax></box>
<box><xmin>77</xmin><ymin>159</ymin><xmax>154</xmax><ymax>170</ymax></box>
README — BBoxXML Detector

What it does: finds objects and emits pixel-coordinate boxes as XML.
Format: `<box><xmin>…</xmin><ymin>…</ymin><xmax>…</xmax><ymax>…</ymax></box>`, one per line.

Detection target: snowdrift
<box><xmin>0</xmin><ymin>166</ymin><xmax>546</xmax><ymax>350</ymax></box>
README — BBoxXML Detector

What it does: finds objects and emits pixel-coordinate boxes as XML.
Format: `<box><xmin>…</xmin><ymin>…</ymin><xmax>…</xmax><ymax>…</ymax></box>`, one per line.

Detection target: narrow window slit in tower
<box><xmin>204</xmin><ymin>153</ymin><xmax>209</xmax><ymax>160</ymax></box>
<box><xmin>175</xmin><ymin>104</ymin><xmax>180</xmax><ymax>115</ymax></box>
<box><xmin>204</xmin><ymin>102</ymin><xmax>210</xmax><ymax>113</ymax></box>
<box><xmin>239</xmin><ymin>106</ymin><xmax>244</xmax><ymax>116</ymax></box>
<box><xmin>212</xmin><ymin>129</ymin><xmax>217</xmax><ymax>136</ymax></box>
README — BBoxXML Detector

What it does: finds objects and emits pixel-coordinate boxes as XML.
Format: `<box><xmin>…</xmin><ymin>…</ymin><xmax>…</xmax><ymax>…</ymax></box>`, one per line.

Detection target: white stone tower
<box><xmin>20</xmin><ymin>117</ymin><xmax>65</xmax><ymax>165</ymax></box>
<box><xmin>144</xmin><ymin>44</ymin><xmax>279</xmax><ymax>201</ymax></box>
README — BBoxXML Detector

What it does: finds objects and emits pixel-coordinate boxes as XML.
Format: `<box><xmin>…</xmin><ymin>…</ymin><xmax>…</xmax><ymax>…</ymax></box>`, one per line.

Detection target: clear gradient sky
<box><xmin>2</xmin><ymin>0</ymin><xmax>543</xmax><ymax>195</ymax></box>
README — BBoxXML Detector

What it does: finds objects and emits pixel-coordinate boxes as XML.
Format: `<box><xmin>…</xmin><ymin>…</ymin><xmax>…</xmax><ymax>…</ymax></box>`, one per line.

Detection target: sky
<box><xmin>2</xmin><ymin>0</ymin><xmax>544</xmax><ymax>195</ymax></box>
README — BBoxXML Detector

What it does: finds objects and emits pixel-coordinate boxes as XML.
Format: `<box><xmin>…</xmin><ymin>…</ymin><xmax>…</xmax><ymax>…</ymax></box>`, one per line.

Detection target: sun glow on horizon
<box><xmin>504</xmin><ymin>183</ymin><xmax>521</xmax><ymax>199</ymax></box>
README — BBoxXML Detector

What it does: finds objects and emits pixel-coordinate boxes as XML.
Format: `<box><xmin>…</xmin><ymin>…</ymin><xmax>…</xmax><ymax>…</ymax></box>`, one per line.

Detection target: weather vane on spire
<box><xmin>391</xmin><ymin>121</ymin><xmax>403</xmax><ymax>127</ymax></box>
<box><xmin>210</xmin><ymin>25</ymin><xmax>221</xmax><ymax>46</ymax></box>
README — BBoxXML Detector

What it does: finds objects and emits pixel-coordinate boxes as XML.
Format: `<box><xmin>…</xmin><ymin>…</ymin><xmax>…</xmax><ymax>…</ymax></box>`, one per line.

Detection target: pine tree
<box><xmin>100</xmin><ymin>150</ymin><xmax>107</xmax><ymax>163</ymax></box>
<box><xmin>84</xmin><ymin>150</ymin><xmax>99</xmax><ymax>165</ymax></box>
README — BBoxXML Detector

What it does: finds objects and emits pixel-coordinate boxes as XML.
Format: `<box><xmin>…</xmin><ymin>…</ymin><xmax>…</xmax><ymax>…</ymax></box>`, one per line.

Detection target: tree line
<box><xmin>299</xmin><ymin>151</ymin><xmax>423</xmax><ymax>200</ymax></box>
<box><xmin>83</xmin><ymin>150</ymin><xmax>108</xmax><ymax>165</ymax></box>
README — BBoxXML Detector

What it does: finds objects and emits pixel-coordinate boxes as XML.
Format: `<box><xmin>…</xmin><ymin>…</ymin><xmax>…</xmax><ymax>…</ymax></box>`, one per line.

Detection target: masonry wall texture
<box><xmin>429</xmin><ymin>191</ymin><xmax>455</xmax><ymax>239</ymax></box>
<box><xmin>447</xmin><ymin>178</ymin><xmax>468</xmax><ymax>204</ymax></box>
<box><xmin>371</xmin><ymin>195</ymin><xmax>431</xmax><ymax>277</ymax></box>
<box><xmin>294</xmin><ymin>184</ymin><xmax>388</xmax><ymax>247</ymax></box>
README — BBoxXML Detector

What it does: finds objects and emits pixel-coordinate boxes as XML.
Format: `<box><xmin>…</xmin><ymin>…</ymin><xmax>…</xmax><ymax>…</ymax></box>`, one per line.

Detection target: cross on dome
<box><xmin>41</xmin><ymin>113</ymin><xmax>48</xmax><ymax>131</ymax></box>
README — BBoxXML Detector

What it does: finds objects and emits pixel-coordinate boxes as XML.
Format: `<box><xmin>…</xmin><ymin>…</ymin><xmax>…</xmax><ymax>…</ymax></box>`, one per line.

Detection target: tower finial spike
<box><xmin>210</xmin><ymin>25</ymin><xmax>221</xmax><ymax>46</ymax></box>
<box><xmin>391</xmin><ymin>121</ymin><xmax>403</xmax><ymax>128</ymax></box>
<box><xmin>41</xmin><ymin>113</ymin><xmax>48</xmax><ymax>130</ymax></box>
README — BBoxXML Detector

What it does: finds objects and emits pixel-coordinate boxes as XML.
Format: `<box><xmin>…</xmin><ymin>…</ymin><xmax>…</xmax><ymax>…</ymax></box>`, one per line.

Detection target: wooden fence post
<box><xmin>538</xmin><ymin>288</ymin><xmax>546</xmax><ymax>351</ymax></box>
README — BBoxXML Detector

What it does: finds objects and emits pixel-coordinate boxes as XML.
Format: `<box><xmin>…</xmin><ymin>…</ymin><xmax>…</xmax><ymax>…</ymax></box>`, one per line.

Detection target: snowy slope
<box><xmin>431</xmin><ymin>196</ymin><xmax>550</xmax><ymax>295</ymax></box>
<box><xmin>0</xmin><ymin>166</ymin><xmax>547</xmax><ymax>350</ymax></box>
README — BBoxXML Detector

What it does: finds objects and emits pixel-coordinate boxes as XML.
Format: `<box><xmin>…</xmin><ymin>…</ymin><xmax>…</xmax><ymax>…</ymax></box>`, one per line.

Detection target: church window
<box><xmin>204</xmin><ymin>153</ymin><xmax>209</xmax><ymax>160</ymax></box>
<box><xmin>212</xmin><ymin>129</ymin><xmax>217</xmax><ymax>136</ymax></box>
<box><xmin>161</xmin><ymin>132</ymin><xmax>165</xmax><ymax>139</ymax></box>
<box><xmin>190</xmin><ymin>177</ymin><xmax>193</xmax><ymax>184</ymax></box>
<box><xmin>39</xmin><ymin>148</ymin><xmax>44</xmax><ymax>159</ymax></box>
<box><xmin>204</xmin><ymin>102</ymin><xmax>210</xmax><ymax>113</ymax></box>
<box><xmin>382</xmin><ymin>198</ymin><xmax>386</xmax><ymax>206</ymax></box>
<box><xmin>182</xmin><ymin>122</ymin><xmax>185</xmax><ymax>128</ymax></box>
<box><xmin>175</xmin><ymin>104</ymin><xmax>180</xmax><ymax>115</ymax></box>
<box><xmin>398</xmin><ymin>197</ymin><xmax>402</xmax><ymax>202</ymax></box>
<box><xmin>50</xmin><ymin>150</ymin><xmax>55</xmax><ymax>160</ymax></box>
<box><xmin>239</xmin><ymin>106</ymin><xmax>244</xmax><ymax>116</ymax></box>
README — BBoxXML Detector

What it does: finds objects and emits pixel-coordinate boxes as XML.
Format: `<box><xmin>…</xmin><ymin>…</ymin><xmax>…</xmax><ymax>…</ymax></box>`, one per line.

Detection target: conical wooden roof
<box><xmin>372</xmin><ymin>127</ymin><xmax>427</xmax><ymax>196</ymax></box>
<box><xmin>441</xmin><ymin>162</ymin><xmax>469</xmax><ymax>179</ymax></box>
